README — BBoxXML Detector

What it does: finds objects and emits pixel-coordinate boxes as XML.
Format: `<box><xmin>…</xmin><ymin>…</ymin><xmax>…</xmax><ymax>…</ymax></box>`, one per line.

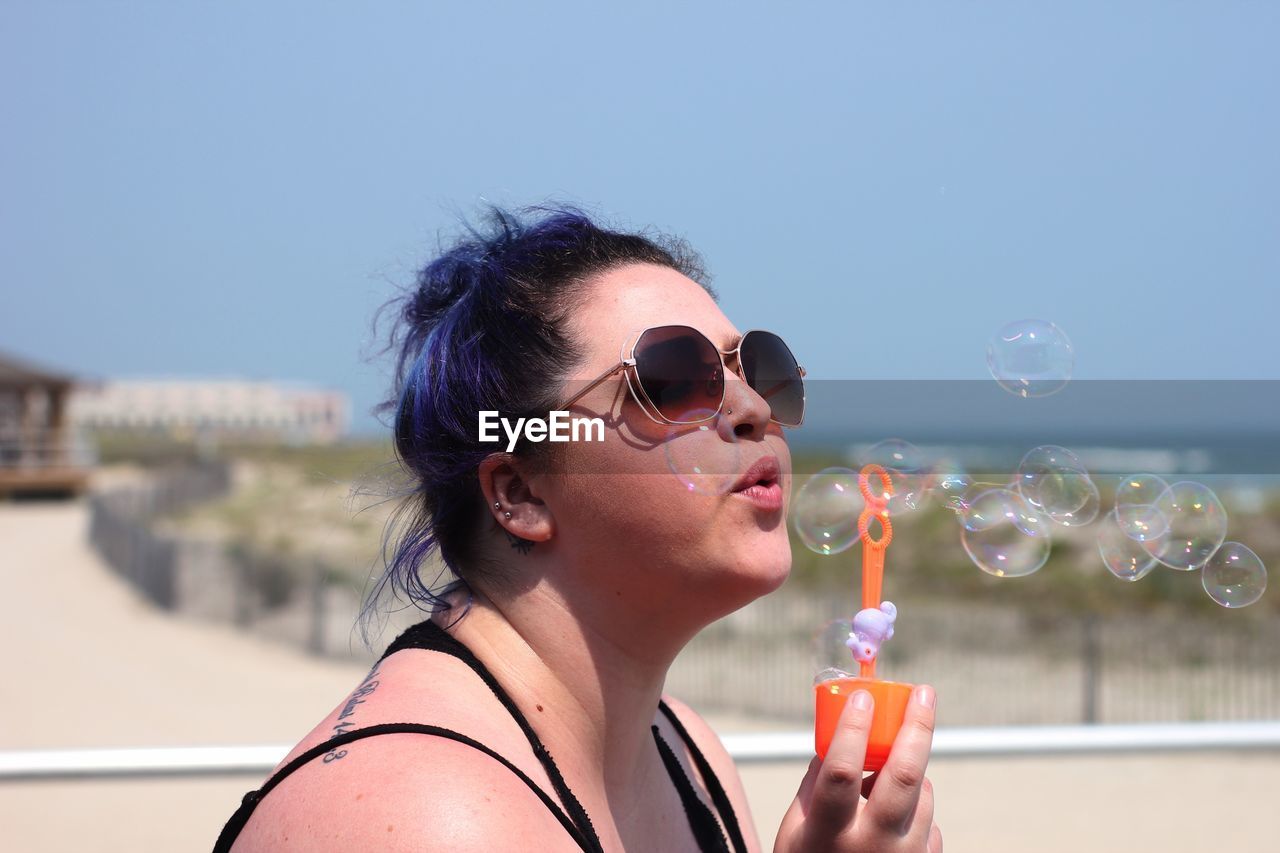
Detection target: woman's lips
<box><xmin>731</xmin><ymin>480</ymin><xmax>784</xmax><ymax>512</ymax></box>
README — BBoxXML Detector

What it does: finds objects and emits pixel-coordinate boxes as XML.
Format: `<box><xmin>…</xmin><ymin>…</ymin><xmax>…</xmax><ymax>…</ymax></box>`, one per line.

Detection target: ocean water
<box><xmin>788</xmin><ymin>380</ymin><xmax>1280</xmax><ymax>481</ymax></box>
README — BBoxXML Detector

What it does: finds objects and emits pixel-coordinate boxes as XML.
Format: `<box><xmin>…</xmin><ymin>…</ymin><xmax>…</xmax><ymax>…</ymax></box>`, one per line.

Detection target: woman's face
<box><xmin>536</xmin><ymin>262</ymin><xmax>794</xmax><ymax>631</ymax></box>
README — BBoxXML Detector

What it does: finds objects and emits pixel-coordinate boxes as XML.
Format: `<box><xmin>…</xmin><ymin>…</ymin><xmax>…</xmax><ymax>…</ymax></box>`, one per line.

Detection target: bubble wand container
<box><xmin>814</xmin><ymin>464</ymin><xmax>917</xmax><ymax>771</ymax></box>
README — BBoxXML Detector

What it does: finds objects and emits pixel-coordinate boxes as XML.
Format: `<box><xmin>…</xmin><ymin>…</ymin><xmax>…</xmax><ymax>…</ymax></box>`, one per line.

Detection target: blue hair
<box><xmin>356</xmin><ymin>201</ymin><xmax>713</xmax><ymax>647</ymax></box>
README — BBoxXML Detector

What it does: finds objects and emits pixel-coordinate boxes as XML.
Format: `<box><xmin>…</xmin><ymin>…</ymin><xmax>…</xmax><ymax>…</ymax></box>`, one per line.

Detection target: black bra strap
<box><xmin>652</xmin><ymin>726</ymin><xmax>730</xmax><ymax>853</ymax></box>
<box><xmin>657</xmin><ymin>701</ymin><xmax>749</xmax><ymax>853</ymax></box>
<box><xmin>372</xmin><ymin>621</ymin><xmax>746</xmax><ymax>852</ymax></box>
<box><xmin>211</xmin><ymin>722</ymin><xmax>596</xmax><ymax>853</ymax></box>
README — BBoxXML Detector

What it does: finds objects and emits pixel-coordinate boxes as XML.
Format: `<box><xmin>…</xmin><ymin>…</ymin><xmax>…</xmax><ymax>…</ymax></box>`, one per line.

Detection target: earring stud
<box><xmin>504</xmin><ymin>511</ymin><xmax>512</xmax><ymax>520</ymax></box>
<box><xmin>494</xmin><ymin>501</ymin><xmax>501</xmax><ymax>509</ymax></box>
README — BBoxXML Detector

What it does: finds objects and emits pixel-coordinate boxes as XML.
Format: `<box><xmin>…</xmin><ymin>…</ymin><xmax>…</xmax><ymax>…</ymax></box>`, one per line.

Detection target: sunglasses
<box><xmin>559</xmin><ymin>325</ymin><xmax>806</xmax><ymax>427</ymax></box>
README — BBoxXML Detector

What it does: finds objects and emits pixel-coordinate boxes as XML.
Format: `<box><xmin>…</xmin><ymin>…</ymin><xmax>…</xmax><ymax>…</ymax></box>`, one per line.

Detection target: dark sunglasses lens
<box><xmin>633</xmin><ymin>326</ymin><xmax>724</xmax><ymax>422</ymax></box>
<box><xmin>739</xmin><ymin>331</ymin><xmax>804</xmax><ymax>425</ymax></box>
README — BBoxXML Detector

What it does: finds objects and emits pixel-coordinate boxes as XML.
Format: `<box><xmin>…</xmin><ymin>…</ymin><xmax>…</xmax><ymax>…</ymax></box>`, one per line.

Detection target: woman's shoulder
<box><xmin>229</xmin><ymin>646</ymin><xmax>575</xmax><ymax>851</ymax></box>
<box><xmin>229</xmin><ymin>729</ymin><xmax>577</xmax><ymax>851</ymax></box>
<box><xmin>269</xmin><ymin>644</ymin><xmax>519</xmax><ymax>772</ymax></box>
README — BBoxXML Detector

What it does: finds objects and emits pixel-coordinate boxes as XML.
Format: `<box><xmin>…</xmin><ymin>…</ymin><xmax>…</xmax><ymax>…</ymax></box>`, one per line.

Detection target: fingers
<box><xmin>928</xmin><ymin>821</ymin><xmax>944</xmax><ymax>853</ymax></box>
<box><xmin>795</xmin><ymin>755</ymin><xmax>821</xmax><ymax>804</ymax></box>
<box><xmin>905</xmin><ymin>776</ymin><xmax>935</xmax><ymax>841</ymax></box>
<box><xmin>802</xmin><ymin>689</ymin><xmax>874</xmax><ymax>842</ymax></box>
<box><xmin>863</xmin><ymin>772</ymin><xmax>936</xmax><ymax>841</ymax></box>
<box><xmin>863</xmin><ymin>684</ymin><xmax>937</xmax><ymax>835</ymax></box>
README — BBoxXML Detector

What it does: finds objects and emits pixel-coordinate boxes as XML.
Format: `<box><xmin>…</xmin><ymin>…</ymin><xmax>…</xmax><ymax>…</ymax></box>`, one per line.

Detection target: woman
<box><xmin>215</xmin><ymin>204</ymin><xmax>941</xmax><ymax>852</ymax></box>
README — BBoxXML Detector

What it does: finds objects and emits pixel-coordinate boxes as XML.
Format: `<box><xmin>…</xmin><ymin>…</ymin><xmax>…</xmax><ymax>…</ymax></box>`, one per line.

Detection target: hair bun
<box><xmin>406</xmin><ymin>207</ymin><xmax>529</xmax><ymax>329</ymax></box>
<box><xmin>407</xmin><ymin>255</ymin><xmax>488</xmax><ymax>329</ymax></box>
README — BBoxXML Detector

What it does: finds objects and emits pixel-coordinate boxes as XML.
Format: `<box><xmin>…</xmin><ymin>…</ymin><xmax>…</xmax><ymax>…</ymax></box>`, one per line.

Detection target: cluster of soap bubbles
<box><xmin>791</xmin><ymin>439</ymin><xmax>1268</xmax><ymax>608</ymax></box>
<box><xmin>984</xmin><ymin>317</ymin><xmax>1266</xmax><ymax>606</ymax></box>
<box><xmin>1096</xmin><ymin>475</ymin><xmax>1267</xmax><ymax>607</ymax></box>
<box><xmin>955</xmin><ymin>445</ymin><xmax>1099</xmax><ymax>578</ymax></box>
<box><xmin>791</xmin><ymin>440</ymin><xmax>1099</xmax><ymax>578</ymax></box>
<box><xmin>790</xmin><ymin>439</ymin><xmax>943</xmax><ymax>556</ymax></box>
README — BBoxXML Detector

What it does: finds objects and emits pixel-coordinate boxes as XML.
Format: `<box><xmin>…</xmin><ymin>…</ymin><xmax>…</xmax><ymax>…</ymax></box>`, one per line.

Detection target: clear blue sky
<box><xmin>2</xmin><ymin>1</ymin><xmax>1277</xmax><ymax>436</ymax></box>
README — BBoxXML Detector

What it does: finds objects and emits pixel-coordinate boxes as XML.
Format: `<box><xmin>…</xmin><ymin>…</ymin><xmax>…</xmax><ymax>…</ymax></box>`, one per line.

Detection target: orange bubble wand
<box><xmin>813</xmin><ymin>462</ymin><xmax>916</xmax><ymax>769</ymax></box>
<box><xmin>856</xmin><ymin>464</ymin><xmax>894</xmax><ymax>679</ymax></box>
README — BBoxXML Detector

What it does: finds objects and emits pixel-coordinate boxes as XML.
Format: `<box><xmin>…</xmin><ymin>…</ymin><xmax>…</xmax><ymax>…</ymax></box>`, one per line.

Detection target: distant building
<box><xmin>69</xmin><ymin>378</ymin><xmax>350</xmax><ymax>445</ymax></box>
<box><xmin>0</xmin><ymin>351</ymin><xmax>94</xmax><ymax>497</ymax></box>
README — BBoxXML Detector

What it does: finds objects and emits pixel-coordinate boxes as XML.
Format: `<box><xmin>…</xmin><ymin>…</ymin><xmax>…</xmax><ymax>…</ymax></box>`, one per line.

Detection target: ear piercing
<box><xmin>495</xmin><ymin>501</ymin><xmax>512</xmax><ymax>520</ymax></box>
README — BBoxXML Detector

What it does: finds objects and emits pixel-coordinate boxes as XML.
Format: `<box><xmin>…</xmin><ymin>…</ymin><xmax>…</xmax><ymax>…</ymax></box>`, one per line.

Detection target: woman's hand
<box><xmin>774</xmin><ymin>686</ymin><xmax>942</xmax><ymax>852</ymax></box>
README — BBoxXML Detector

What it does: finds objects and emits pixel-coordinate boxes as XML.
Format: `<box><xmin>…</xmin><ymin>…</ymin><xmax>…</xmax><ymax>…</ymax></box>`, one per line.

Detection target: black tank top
<box><xmin>212</xmin><ymin>618</ymin><xmax>748</xmax><ymax>853</ymax></box>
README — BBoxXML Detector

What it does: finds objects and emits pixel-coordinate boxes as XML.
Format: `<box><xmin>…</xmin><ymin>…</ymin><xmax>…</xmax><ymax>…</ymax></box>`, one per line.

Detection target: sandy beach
<box><xmin>3</xmin><ymin>500</ymin><xmax>1277</xmax><ymax>852</ymax></box>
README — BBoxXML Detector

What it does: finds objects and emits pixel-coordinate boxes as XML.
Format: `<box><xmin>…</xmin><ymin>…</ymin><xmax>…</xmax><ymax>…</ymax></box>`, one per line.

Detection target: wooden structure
<box><xmin>0</xmin><ymin>351</ymin><xmax>91</xmax><ymax>497</ymax></box>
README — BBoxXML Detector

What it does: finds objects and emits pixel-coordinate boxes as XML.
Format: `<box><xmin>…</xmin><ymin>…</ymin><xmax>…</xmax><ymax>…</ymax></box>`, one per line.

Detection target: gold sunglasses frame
<box><xmin>558</xmin><ymin>325</ymin><xmax>806</xmax><ymax>427</ymax></box>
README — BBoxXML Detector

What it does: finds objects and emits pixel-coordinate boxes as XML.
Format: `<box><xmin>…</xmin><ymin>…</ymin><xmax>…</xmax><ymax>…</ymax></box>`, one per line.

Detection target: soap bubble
<box><xmin>814</xmin><ymin>667</ymin><xmax>853</xmax><ymax>686</ymax></box>
<box><xmin>987</xmin><ymin>319</ymin><xmax>1074</xmax><ymax>398</ymax></box>
<box><xmin>925</xmin><ymin>461</ymin><xmax>973</xmax><ymax>513</ymax></box>
<box><xmin>1142</xmin><ymin>482</ymin><xmax>1228</xmax><ymax>571</ymax></box>
<box><xmin>662</xmin><ymin>408</ymin><xmax>741</xmax><ymax>495</ymax></box>
<box><xmin>961</xmin><ymin>488</ymin><xmax>1048</xmax><ymax>537</ymax></box>
<box><xmin>1097</xmin><ymin>517</ymin><xmax>1158</xmax><ymax>582</ymax></box>
<box><xmin>1017</xmin><ymin>445</ymin><xmax>1094</xmax><ymax>519</ymax></box>
<box><xmin>1202</xmin><ymin>542</ymin><xmax>1267</xmax><ymax>608</ymax></box>
<box><xmin>792</xmin><ymin>467</ymin><xmax>864</xmax><ymax>555</ymax></box>
<box><xmin>1114</xmin><ymin>473</ymin><xmax>1169</xmax><ymax>507</ymax></box>
<box><xmin>1048</xmin><ymin>477</ymin><xmax>1100</xmax><ymax>527</ymax></box>
<box><xmin>1004</xmin><ymin>489</ymin><xmax>1052</xmax><ymax>537</ymax></box>
<box><xmin>955</xmin><ymin>481</ymin><xmax>1012</xmax><ymax>520</ymax></box>
<box><xmin>959</xmin><ymin>488</ymin><xmax>1008</xmax><ymax>532</ymax></box>
<box><xmin>1113</xmin><ymin>474</ymin><xmax>1171</xmax><ymax>541</ymax></box>
<box><xmin>960</xmin><ymin>489</ymin><xmax>1052</xmax><ymax>577</ymax></box>
<box><xmin>1114</xmin><ymin>504</ymin><xmax>1169</xmax><ymax>541</ymax></box>
<box><xmin>813</xmin><ymin>619</ymin><xmax>858</xmax><ymax>677</ymax></box>
<box><xmin>855</xmin><ymin>438</ymin><xmax>930</xmax><ymax>514</ymax></box>
<box><xmin>961</xmin><ymin>521</ymin><xmax>1051</xmax><ymax>578</ymax></box>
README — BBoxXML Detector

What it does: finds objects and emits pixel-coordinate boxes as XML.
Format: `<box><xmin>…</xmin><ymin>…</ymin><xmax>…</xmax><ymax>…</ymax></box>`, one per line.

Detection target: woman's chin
<box><xmin>755</xmin><ymin>556</ymin><xmax>792</xmax><ymax>595</ymax></box>
<box><xmin>720</xmin><ymin>547</ymin><xmax>792</xmax><ymax>602</ymax></box>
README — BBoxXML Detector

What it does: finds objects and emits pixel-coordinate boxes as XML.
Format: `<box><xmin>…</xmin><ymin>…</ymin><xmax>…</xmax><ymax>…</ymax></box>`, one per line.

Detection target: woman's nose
<box><xmin>718</xmin><ymin>373</ymin><xmax>771</xmax><ymax>439</ymax></box>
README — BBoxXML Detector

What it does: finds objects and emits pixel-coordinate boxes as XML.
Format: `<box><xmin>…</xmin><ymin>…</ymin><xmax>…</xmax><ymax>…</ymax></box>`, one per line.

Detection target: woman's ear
<box><xmin>478</xmin><ymin>453</ymin><xmax>555</xmax><ymax>543</ymax></box>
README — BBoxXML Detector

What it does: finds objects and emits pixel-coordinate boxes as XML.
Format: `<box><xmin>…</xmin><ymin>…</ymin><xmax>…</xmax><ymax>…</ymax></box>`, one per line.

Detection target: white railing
<box><xmin>721</xmin><ymin>720</ymin><xmax>1280</xmax><ymax>762</ymax></box>
<box><xmin>0</xmin><ymin>433</ymin><xmax>95</xmax><ymax>469</ymax></box>
<box><xmin>3</xmin><ymin>721</ymin><xmax>1279</xmax><ymax>781</ymax></box>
